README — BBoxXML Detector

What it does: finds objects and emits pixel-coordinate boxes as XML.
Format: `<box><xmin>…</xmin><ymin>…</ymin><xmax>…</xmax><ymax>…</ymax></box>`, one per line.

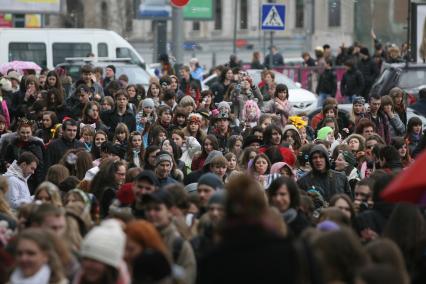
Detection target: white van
<box><xmin>0</xmin><ymin>28</ymin><xmax>145</xmax><ymax>70</ymax></box>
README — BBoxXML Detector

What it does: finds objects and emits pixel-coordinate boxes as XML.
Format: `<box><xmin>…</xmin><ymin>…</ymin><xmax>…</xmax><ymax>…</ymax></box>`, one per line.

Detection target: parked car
<box><xmin>57</xmin><ymin>57</ymin><xmax>151</xmax><ymax>89</ymax></box>
<box><xmin>370</xmin><ymin>62</ymin><xmax>426</xmax><ymax>104</ymax></box>
<box><xmin>202</xmin><ymin>69</ymin><xmax>318</xmax><ymax>114</ymax></box>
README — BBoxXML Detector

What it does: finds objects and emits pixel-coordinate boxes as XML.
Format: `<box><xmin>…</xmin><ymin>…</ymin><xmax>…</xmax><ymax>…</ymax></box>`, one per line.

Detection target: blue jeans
<box><xmin>317</xmin><ymin>92</ymin><xmax>331</xmax><ymax>107</ymax></box>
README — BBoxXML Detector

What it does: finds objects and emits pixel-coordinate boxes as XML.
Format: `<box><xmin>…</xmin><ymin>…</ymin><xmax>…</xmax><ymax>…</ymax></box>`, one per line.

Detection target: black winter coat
<box><xmin>316</xmin><ymin>69</ymin><xmax>337</xmax><ymax>96</ymax></box>
<box><xmin>357</xmin><ymin>58</ymin><xmax>379</xmax><ymax>97</ymax></box>
<box><xmin>197</xmin><ymin>222</ymin><xmax>321</xmax><ymax>284</ymax></box>
<box><xmin>45</xmin><ymin>137</ymin><xmax>85</xmax><ymax>168</ymax></box>
<box><xmin>341</xmin><ymin>68</ymin><xmax>364</xmax><ymax>98</ymax></box>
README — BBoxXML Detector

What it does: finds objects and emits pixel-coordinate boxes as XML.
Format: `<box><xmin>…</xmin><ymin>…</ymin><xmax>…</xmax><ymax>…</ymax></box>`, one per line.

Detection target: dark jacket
<box><xmin>101</xmin><ymin>108</ymin><xmax>136</xmax><ymax>136</ymax></box>
<box><xmin>316</xmin><ymin>68</ymin><xmax>337</xmax><ymax>96</ymax></box>
<box><xmin>197</xmin><ymin>221</ymin><xmax>322</xmax><ymax>284</ymax></box>
<box><xmin>297</xmin><ymin>145</ymin><xmax>352</xmax><ymax>201</ymax></box>
<box><xmin>264</xmin><ymin>53</ymin><xmax>285</xmax><ymax>68</ymax></box>
<box><xmin>179</xmin><ymin>75</ymin><xmax>201</xmax><ymax>96</ymax></box>
<box><xmin>341</xmin><ymin>68</ymin><xmax>364</xmax><ymax>98</ymax></box>
<box><xmin>411</xmin><ymin>98</ymin><xmax>426</xmax><ymax>118</ymax></box>
<box><xmin>358</xmin><ymin>57</ymin><xmax>379</xmax><ymax>97</ymax></box>
<box><xmin>45</xmin><ymin>137</ymin><xmax>85</xmax><ymax>168</ymax></box>
<box><xmin>365</xmin><ymin>111</ymin><xmax>391</xmax><ymax>144</ymax></box>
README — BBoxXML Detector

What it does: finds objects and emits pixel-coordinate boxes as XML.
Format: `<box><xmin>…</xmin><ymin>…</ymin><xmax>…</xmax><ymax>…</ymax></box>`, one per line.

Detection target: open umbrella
<box><xmin>0</xmin><ymin>61</ymin><xmax>41</xmax><ymax>75</ymax></box>
<box><xmin>381</xmin><ymin>149</ymin><xmax>426</xmax><ymax>205</ymax></box>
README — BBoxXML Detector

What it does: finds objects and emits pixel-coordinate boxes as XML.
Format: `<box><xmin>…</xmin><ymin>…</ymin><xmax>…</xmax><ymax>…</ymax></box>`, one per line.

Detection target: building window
<box><xmin>295</xmin><ymin>0</ymin><xmax>304</xmax><ymax>28</ymax></box>
<box><xmin>193</xmin><ymin>21</ymin><xmax>200</xmax><ymax>31</ymax></box>
<box><xmin>328</xmin><ymin>0</ymin><xmax>341</xmax><ymax>27</ymax></box>
<box><xmin>214</xmin><ymin>0</ymin><xmax>222</xmax><ymax>30</ymax></box>
<box><xmin>240</xmin><ymin>0</ymin><xmax>248</xmax><ymax>30</ymax></box>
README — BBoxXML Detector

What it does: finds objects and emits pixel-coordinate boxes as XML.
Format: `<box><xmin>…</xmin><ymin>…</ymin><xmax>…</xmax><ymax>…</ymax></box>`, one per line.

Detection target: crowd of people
<box><xmin>0</xmin><ymin>39</ymin><xmax>424</xmax><ymax>284</ymax></box>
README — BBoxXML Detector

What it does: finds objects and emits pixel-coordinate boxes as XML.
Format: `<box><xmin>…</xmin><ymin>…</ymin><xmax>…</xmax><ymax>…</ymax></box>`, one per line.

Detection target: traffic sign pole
<box><xmin>269</xmin><ymin>31</ymin><xmax>274</xmax><ymax>69</ymax></box>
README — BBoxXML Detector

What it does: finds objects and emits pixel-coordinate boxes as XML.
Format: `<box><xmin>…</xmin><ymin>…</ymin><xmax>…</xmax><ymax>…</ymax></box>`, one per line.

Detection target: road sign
<box><xmin>261</xmin><ymin>4</ymin><xmax>285</xmax><ymax>31</ymax></box>
<box><xmin>171</xmin><ymin>0</ymin><xmax>190</xmax><ymax>8</ymax></box>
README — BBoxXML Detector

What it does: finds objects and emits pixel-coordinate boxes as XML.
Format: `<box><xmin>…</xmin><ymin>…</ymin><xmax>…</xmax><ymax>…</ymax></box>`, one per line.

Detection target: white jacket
<box><xmin>4</xmin><ymin>161</ymin><xmax>32</xmax><ymax>209</ymax></box>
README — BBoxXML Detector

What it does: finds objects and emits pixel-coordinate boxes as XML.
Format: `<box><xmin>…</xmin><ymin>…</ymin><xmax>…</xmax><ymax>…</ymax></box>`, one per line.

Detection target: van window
<box><xmin>52</xmin><ymin>43</ymin><xmax>92</xmax><ymax>66</ymax></box>
<box><xmin>116</xmin><ymin>47</ymin><xmax>141</xmax><ymax>65</ymax></box>
<box><xmin>98</xmin><ymin>43</ymin><xmax>108</xmax><ymax>57</ymax></box>
<box><xmin>9</xmin><ymin>42</ymin><xmax>47</xmax><ymax>68</ymax></box>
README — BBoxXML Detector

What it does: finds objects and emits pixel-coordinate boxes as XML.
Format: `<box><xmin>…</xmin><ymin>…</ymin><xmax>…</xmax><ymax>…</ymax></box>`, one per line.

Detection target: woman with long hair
<box><xmin>143</xmin><ymin>145</ymin><xmax>160</xmax><ymax>171</ymax></box>
<box><xmin>33</xmin><ymin>181</ymin><xmax>63</xmax><ymax>207</ymax></box>
<box><xmin>45</xmin><ymin>87</ymin><xmax>68</xmax><ymax>122</ymax></box>
<box><xmin>146</xmin><ymin>81</ymin><xmax>162</xmax><ymax>107</ymax></box>
<box><xmin>389</xmin><ymin>87</ymin><xmax>407</xmax><ymax>126</ymax></box>
<box><xmin>11</xmin><ymin>228</ymin><xmax>68</xmax><ymax>284</ymax></box>
<box><xmin>249</xmin><ymin>153</ymin><xmax>279</xmax><ymax>189</ymax></box>
<box><xmin>36</xmin><ymin>111</ymin><xmax>59</xmax><ymax>144</ymax></box>
<box><xmin>126</xmin><ymin>131</ymin><xmax>144</xmax><ymax>169</ymax></box>
<box><xmin>191</xmin><ymin>134</ymin><xmax>219</xmax><ymax>171</ymax></box>
<box><xmin>264</xmin><ymin>83</ymin><xmax>293</xmax><ymax>115</ymax></box>
<box><xmin>391</xmin><ymin>137</ymin><xmax>413</xmax><ymax>168</ymax></box>
<box><xmin>267</xmin><ymin>176</ymin><xmax>310</xmax><ymax>236</ymax></box>
<box><xmin>405</xmin><ymin>116</ymin><xmax>423</xmax><ymax>154</ymax></box>
<box><xmin>90</xmin><ymin>159</ymin><xmax>127</xmax><ymax>218</ymax></box>
<box><xmin>80</xmin><ymin>101</ymin><xmax>109</xmax><ymax>133</ymax></box>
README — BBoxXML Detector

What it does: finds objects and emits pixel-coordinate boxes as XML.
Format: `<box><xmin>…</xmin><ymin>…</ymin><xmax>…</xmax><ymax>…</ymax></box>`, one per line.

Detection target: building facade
<box><xmin>43</xmin><ymin>0</ymin><xmax>354</xmax><ymax>51</ymax></box>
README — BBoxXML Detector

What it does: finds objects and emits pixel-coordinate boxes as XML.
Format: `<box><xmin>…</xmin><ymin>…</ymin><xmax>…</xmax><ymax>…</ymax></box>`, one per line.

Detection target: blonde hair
<box><xmin>0</xmin><ymin>176</ymin><xmax>14</xmax><ymax>218</ymax></box>
<box><xmin>34</xmin><ymin>181</ymin><xmax>63</xmax><ymax>208</ymax></box>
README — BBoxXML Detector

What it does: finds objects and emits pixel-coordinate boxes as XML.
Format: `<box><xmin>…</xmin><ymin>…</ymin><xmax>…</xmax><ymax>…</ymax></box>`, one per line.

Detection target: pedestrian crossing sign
<box><xmin>261</xmin><ymin>4</ymin><xmax>285</xmax><ymax>31</ymax></box>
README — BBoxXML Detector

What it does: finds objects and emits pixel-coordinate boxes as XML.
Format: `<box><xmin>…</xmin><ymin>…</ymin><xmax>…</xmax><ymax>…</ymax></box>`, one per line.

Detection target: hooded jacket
<box><xmin>4</xmin><ymin>161</ymin><xmax>32</xmax><ymax>209</ymax></box>
<box><xmin>297</xmin><ymin>145</ymin><xmax>352</xmax><ymax>201</ymax></box>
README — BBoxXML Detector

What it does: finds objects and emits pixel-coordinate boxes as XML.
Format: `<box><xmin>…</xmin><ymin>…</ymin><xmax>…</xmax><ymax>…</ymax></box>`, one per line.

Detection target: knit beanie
<box><xmin>142</xmin><ymin>98</ymin><xmax>155</xmax><ymax>109</ymax></box>
<box><xmin>342</xmin><ymin>151</ymin><xmax>356</xmax><ymax>167</ymax></box>
<box><xmin>80</xmin><ymin>219</ymin><xmax>125</xmax><ymax>268</ymax></box>
<box><xmin>155</xmin><ymin>152</ymin><xmax>173</xmax><ymax>167</ymax></box>
<box><xmin>198</xmin><ymin>173</ymin><xmax>224</xmax><ymax>191</ymax></box>
<box><xmin>208</xmin><ymin>191</ymin><xmax>226</xmax><ymax>206</ymax></box>
<box><xmin>317</xmin><ymin>126</ymin><xmax>333</xmax><ymax>140</ymax></box>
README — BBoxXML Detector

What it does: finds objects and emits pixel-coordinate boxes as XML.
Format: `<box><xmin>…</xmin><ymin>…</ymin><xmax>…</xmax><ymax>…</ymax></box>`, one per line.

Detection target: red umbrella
<box><xmin>381</xmin><ymin>150</ymin><xmax>426</xmax><ymax>204</ymax></box>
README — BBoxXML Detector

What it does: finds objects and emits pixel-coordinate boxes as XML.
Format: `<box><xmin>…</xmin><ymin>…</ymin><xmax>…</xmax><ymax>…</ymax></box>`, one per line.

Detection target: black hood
<box><xmin>308</xmin><ymin>145</ymin><xmax>331</xmax><ymax>171</ymax></box>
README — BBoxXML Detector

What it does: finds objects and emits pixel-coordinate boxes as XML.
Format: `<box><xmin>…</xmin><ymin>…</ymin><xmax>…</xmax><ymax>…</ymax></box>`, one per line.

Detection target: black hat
<box><xmin>360</xmin><ymin>47</ymin><xmax>370</xmax><ymax>57</ymax></box>
<box><xmin>100</xmin><ymin>141</ymin><xmax>121</xmax><ymax>157</ymax></box>
<box><xmin>142</xmin><ymin>189</ymin><xmax>173</xmax><ymax>208</ymax></box>
<box><xmin>106</xmin><ymin>65</ymin><xmax>116</xmax><ymax>74</ymax></box>
<box><xmin>197</xmin><ymin>108</ymin><xmax>210</xmax><ymax>119</ymax></box>
<box><xmin>135</xmin><ymin>171</ymin><xmax>160</xmax><ymax>188</ymax></box>
<box><xmin>243</xmin><ymin>134</ymin><xmax>263</xmax><ymax>148</ymax></box>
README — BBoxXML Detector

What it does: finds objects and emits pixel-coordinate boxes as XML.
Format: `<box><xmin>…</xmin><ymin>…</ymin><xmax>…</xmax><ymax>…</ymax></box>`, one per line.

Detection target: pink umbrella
<box><xmin>0</xmin><ymin>61</ymin><xmax>42</xmax><ymax>75</ymax></box>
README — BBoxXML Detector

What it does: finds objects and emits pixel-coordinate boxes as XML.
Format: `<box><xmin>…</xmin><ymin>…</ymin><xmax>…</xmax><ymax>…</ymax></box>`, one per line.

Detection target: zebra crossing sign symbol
<box><xmin>261</xmin><ymin>4</ymin><xmax>285</xmax><ymax>31</ymax></box>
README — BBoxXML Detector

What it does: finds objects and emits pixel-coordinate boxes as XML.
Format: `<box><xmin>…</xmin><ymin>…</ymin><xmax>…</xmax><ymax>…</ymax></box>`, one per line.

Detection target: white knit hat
<box><xmin>80</xmin><ymin>219</ymin><xmax>125</xmax><ymax>268</ymax></box>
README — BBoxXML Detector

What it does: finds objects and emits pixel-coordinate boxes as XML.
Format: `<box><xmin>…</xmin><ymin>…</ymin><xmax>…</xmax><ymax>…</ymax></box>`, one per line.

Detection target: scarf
<box><xmin>10</xmin><ymin>264</ymin><xmax>51</xmax><ymax>284</ymax></box>
<box><xmin>1</xmin><ymin>99</ymin><xmax>10</xmax><ymax>129</ymax></box>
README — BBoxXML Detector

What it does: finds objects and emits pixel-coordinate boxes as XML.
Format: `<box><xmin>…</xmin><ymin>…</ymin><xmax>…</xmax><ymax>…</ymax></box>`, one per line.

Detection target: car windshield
<box><xmin>399</xmin><ymin>69</ymin><xmax>426</xmax><ymax>89</ymax></box>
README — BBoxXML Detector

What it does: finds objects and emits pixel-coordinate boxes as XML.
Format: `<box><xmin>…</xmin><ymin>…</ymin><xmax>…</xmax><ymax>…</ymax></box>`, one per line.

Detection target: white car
<box><xmin>202</xmin><ymin>69</ymin><xmax>318</xmax><ymax>114</ymax></box>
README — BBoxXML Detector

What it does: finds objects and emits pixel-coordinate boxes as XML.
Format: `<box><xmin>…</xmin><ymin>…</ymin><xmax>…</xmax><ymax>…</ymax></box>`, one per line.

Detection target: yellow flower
<box><xmin>289</xmin><ymin>115</ymin><xmax>307</xmax><ymax>129</ymax></box>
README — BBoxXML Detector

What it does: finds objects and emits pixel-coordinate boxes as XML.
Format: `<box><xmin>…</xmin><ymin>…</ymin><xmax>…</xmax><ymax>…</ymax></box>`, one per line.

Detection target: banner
<box><xmin>0</xmin><ymin>0</ymin><xmax>60</xmax><ymax>14</ymax></box>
